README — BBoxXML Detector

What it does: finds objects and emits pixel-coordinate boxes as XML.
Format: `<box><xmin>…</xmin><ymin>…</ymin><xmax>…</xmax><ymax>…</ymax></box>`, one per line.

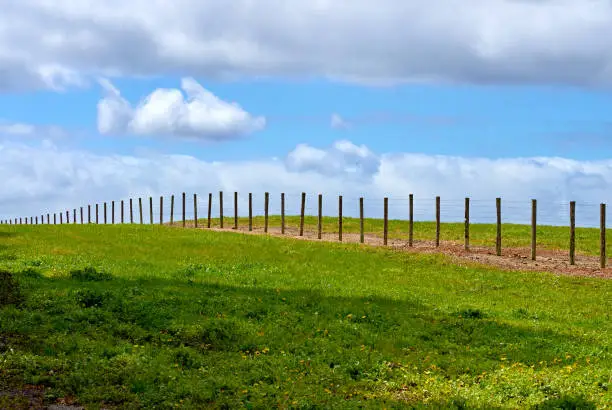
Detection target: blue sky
<box><xmin>2</xmin><ymin>0</ymin><xmax>612</xmax><ymax>225</ymax></box>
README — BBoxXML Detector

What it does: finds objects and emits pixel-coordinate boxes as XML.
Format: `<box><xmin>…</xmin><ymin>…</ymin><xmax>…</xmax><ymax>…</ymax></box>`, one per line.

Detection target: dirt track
<box><xmin>173</xmin><ymin>223</ymin><xmax>612</xmax><ymax>279</ymax></box>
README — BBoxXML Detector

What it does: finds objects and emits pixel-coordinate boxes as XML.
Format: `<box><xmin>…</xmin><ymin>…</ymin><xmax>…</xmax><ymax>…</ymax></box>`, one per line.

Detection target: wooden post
<box><xmin>338</xmin><ymin>195</ymin><xmax>343</xmax><ymax>242</ymax></box>
<box><xmin>47</xmin><ymin>213</ymin><xmax>50</xmax><ymax>224</ymax></box>
<box><xmin>130</xmin><ymin>199</ymin><xmax>133</xmax><ymax>224</ymax></box>
<box><xmin>207</xmin><ymin>193</ymin><xmax>212</xmax><ymax>228</ymax></box>
<box><xmin>96</xmin><ymin>204</ymin><xmax>99</xmax><ymax>224</ymax></box>
<box><xmin>60</xmin><ymin>213</ymin><xmax>63</xmax><ymax>224</ymax></box>
<box><xmin>435</xmin><ymin>196</ymin><xmax>440</xmax><ymax>247</ymax></box>
<box><xmin>570</xmin><ymin>201</ymin><xmax>576</xmax><ymax>265</ymax></box>
<box><xmin>111</xmin><ymin>201</ymin><xmax>115</xmax><ymax>224</ymax></box>
<box><xmin>54</xmin><ymin>214</ymin><xmax>56</xmax><ymax>225</ymax></box>
<box><xmin>317</xmin><ymin>194</ymin><xmax>322</xmax><ymax>239</ymax></box>
<box><xmin>219</xmin><ymin>191</ymin><xmax>224</xmax><ymax>229</ymax></box>
<box><xmin>139</xmin><ymin>198</ymin><xmax>143</xmax><ymax>225</ymax></box>
<box><xmin>149</xmin><ymin>197</ymin><xmax>153</xmax><ymax>224</ymax></box>
<box><xmin>121</xmin><ymin>200</ymin><xmax>124</xmax><ymax>224</ymax></box>
<box><xmin>248</xmin><ymin>193</ymin><xmax>253</xmax><ymax>231</ymax></box>
<box><xmin>496</xmin><ymin>197</ymin><xmax>502</xmax><ymax>256</ymax></box>
<box><xmin>281</xmin><ymin>193</ymin><xmax>285</xmax><ymax>234</ymax></box>
<box><xmin>359</xmin><ymin>197</ymin><xmax>364</xmax><ymax>244</ymax></box>
<box><xmin>193</xmin><ymin>194</ymin><xmax>198</xmax><ymax>228</ymax></box>
<box><xmin>66</xmin><ymin>210</ymin><xmax>69</xmax><ymax>224</ymax></box>
<box><xmin>264</xmin><ymin>192</ymin><xmax>269</xmax><ymax>233</ymax></box>
<box><xmin>182</xmin><ymin>192</ymin><xmax>186</xmax><ymax>228</ymax></box>
<box><xmin>35</xmin><ymin>216</ymin><xmax>38</xmax><ymax>225</ymax></box>
<box><xmin>234</xmin><ymin>192</ymin><xmax>238</xmax><ymax>230</ymax></box>
<box><xmin>464</xmin><ymin>197</ymin><xmax>470</xmax><ymax>251</ymax></box>
<box><xmin>80</xmin><ymin>207</ymin><xmax>83</xmax><ymax>224</ymax></box>
<box><xmin>73</xmin><ymin>209</ymin><xmax>76</xmax><ymax>224</ymax></box>
<box><xmin>531</xmin><ymin>199</ymin><xmax>537</xmax><ymax>261</ymax></box>
<box><xmin>159</xmin><ymin>196</ymin><xmax>163</xmax><ymax>226</ymax></box>
<box><xmin>170</xmin><ymin>195</ymin><xmax>174</xmax><ymax>225</ymax></box>
<box><xmin>383</xmin><ymin>197</ymin><xmax>389</xmax><ymax>246</ymax></box>
<box><xmin>104</xmin><ymin>202</ymin><xmax>107</xmax><ymax>224</ymax></box>
<box><xmin>87</xmin><ymin>205</ymin><xmax>91</xmax><ymax>224</ymax></box>
<box><xmin>299</xmin><ymin>192</ymin><xmax>306</xmax><ymax>236</ymax></box>
<box><xmin>601</xmin><ymin>203</ymin><xmax>606</xmax><ymax>269</ymax></box>
<box><xmin>409</xmin><ymin>194</ymin><xmax>414</xmax><ymax>247</ymax></box>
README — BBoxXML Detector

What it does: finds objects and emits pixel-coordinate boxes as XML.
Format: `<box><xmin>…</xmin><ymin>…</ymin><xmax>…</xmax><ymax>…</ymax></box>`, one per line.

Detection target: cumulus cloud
<box><xmin>1</xmin><ymin>138</ymin><xmax>611</xmax><ymax>227</ymax></box>
<box><xmin>97</xmin><ymin>77</ymin><xmax>266</xmax><ymax>139</ymax></box>
<box><xmin>3</xmin><ymin>0</ymin><xmax>612</xmax><ymax>91</ymax></box>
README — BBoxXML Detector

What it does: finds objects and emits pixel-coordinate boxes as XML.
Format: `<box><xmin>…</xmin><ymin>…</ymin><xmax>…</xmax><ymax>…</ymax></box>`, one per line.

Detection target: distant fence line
<box><xmin>0</xmin><ymin>192</ymin><xmax>608</xmax><ymax>269</ymax></box>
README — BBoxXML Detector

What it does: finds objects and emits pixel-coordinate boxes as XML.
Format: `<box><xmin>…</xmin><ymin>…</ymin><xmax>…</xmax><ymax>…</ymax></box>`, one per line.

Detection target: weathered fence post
<box><xmin>130</xmin><ymin>199</ymin><xmax>134</xmax><ymax>224</ymax></box>
<box><xmin>159</xmin><ymin>196</ymin><xmax>163</xmax><ymax>226</ymax></box>
<box><xmin>317</xmin><ymin>194</ymin><xmax>322</xmax><ymax>239</ymax></box>
<box><xmin>219</xmin><ymin>191</ymin><xmax>224</xmax><ymax>229</ymax></box>
<box><xmin>139</xmin><ymin>198</ymin><xmax>143</xmax><ymax>225</ymax></box>
<box><xmin>54</xmin><ymin>214</ymin><xmax>56</xmax><ymax>225</ymax></box>
<box><xmin>496</xmin><ymin>197</ymin><xmax>502</xmax><ymax>256</ymax></box>
<box><xmin>264</xmin><ymin>192</ymin><xmax>269</xmax><ymax>233</ymax></box>
<box><xmin>207</xmin><ymin>193</ymin><xmax>212</xmax><ymax>228</ymax></box>
<box><xmin>104</xmin><ymin>202</ymin><xmax>107</xmax><ymax>224</ymax></box>
<box><xmin>281</xmin><ymin>193</ymin><xmax>285</xmax><ymax>234</ymax></box>
<box><xmin>570</xmin><ymin>201</ymin><xmax>576</xmax><ymax>265</ymax></box>
<box><xmin>383</xmin><ymin>197</ymin><xmax>389</xmax><ymax>246</ymax></box>
<box><xmin>234</xmin><ymin>192</ymin><xmax>238</xmax><ymax>230</ymax></box>
<box><xmin>359</xmin><ymin>197</ymin><xmax>364</xmax><ymax>244</ymax></box>
<box><xmin>60</xmin><ymin>213</ymin><xmax>63</xmax><ymax>224</ymax></box>
<box><xmin>435</xmin><ymin>196</ymin><xmax>440</xmax><ymax>247</ymax></box>
<box><xmin>182</xmin><ymin>192</ymin><xmax>186</xmax><ymax>228</ymax></box>
<box><xmin>465</xmin><ymin>197</ymin><xmax>470</xmax><ymax>251</ymax></box>
<box><xmin>170</xmin><ymin>195</ymin><xmax>174</xmax><ymax>225</ymax></box>
<box><xmin>80</xmin><ymin>207</ymin><xmax>84</xmax><ymax>224</ymax></box>
<box><xmin>149</xmin><ymin>197</ymin><xmax>153</xmax><ymax>224</ymax></box>
<box><xmin>531</xmin><ymin>199</ymin><xmax>537</xmax><ymax>261</ymax></box>
<box><xmin>409</xmin><ymin>194</ymin><xmax>414</xmax><ymax>247</ymax></box>
<box><xmin>248</xmin><ymin>193</ymin><xmax>253</xmax><ymax>231</ymax></box>
<box><xmin>299</xmin><ymin>192</ymin><xmax>306</xmax><ymax>236</ymax></box>
<box><xmin>193</xmin><ymin>194</ymin><xmax>198</xmax><ymax>228</ymax></box>
<box><xmin>111</xmin><ymin>201</ymin><xmax>115</xmax><ymax>224</ymax></box>
<box><xmin>66</xmin><ymin>210</ymin><xmax>69</xmax><ymax>224</ymax></box>
<box><xmin>601</xmin><ymin>203</ymin><xmax>606</xmax><ymax>269</ymax></box>
<box><xmin>73</xmin><ymin>209</ymin><xmax>76</xmax><ymax>224</ymax></box>
<box><xmin>338</xmin><ymin>195</ymin><xmax>343</xmax><ymax>242</ymax></box>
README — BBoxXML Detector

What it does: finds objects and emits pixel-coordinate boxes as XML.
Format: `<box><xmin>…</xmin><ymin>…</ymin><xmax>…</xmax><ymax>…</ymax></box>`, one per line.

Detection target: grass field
<box><xmin>1</xmin><ymin>223</ymin><xmax>611</xmax><ymax>408</ymax></box>
<box><xmin>200</xmin><ymin>215</ymin><xmax>611</xmax><ymax>256</ymax></box>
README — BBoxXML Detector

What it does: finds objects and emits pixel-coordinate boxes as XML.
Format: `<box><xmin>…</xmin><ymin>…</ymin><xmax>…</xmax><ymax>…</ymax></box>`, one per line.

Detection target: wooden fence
<box><xmin>0</xmin><ymin>192</ymin><xmax>608</xmax><ymax>269</ymax></box>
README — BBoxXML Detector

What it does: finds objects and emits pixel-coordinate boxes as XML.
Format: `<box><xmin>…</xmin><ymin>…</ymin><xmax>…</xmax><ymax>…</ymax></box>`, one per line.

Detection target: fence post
<box><xmin>219</xmin><ymin>191</ymin><xmax>224</xmax><ymax>229</ymax></box>
<box><xmin>318</xmin><ymin>194</ymin><xmax>322</xmax><ymax>239</ymax></box>
<box><xmin>338</xmin><ymin>195</ymin><xmax>343</xmax><ymax>242</ymax></box>
<box><xmin>409</xmin><ymin>194</ymin><xmax>414</xmax><ymax>247</ymax></box>
<box><xmin>60</xmin><ymin>213</ymin><xmax>63</xmax><ymax>224</ymax></box>
<box><xmin>104</xmin><ymin>202</ymin><xmax>108</xmax><ymax>224</ymax></box>
<box><xmin>139</xmin><ymin>198</ymin><xmax>143</xmax><ymax>224</ymax></box>
<box><xmin>359</xmin><ymin>197</ymin><xmax>364</xmax><ymax>244</ymax></box>
<box><xmin>464</xmin><ymin>197</ymin><xmax>470</xmax><ymax>251</ymax></box>
<box><xmin>66</xmin><ymin>210</ymin><xmax>69</xmax><ymax>224</ymax></box>
<box><xmin>383</xmin><ymin>197</ymin><xmax>389</xmax><ymax>246</ymax></box>
<box><xmin>194</xmin><ymin>194</ymin><xmax>198</xmax><ymax>228</ymax></box>
<box><xmin>182</xmin><ymin>192</ymin><xmax>186</xmax><ymax>228</ymax></box>
<box><xmin>248</xmin><ymin>193</ymin><xmax>253</xmax><ymax>231</ymax></box>
<box><xmin>149</xmin><ymin>197</ymin><xmax>153</xmax><ymax>224</ymax></box>
<box><xmin>531</xmin><ymin>199</ymin><xmax>537</xmax><ymax>261</ymax></box>
<box><xmin>300</xmin><ymin>192</ymin><xmax>306</xmax><ymax>236</ymax></box>
<box><xmin>111</xmin><ymin>201</ymin><xmax>115</xmax><ymax>224</ymax></box>
<box><xmin>435</xmin><ymin>196</ymin><xmax>440</xmax><ymax>247</ymax></box>
<box><xmin>160</xmin><ymin>196</ymin><xmax>164</xmax><ymax>226</ymax></box>
<box><xmin>120</xmin><ymin>200</ymin><xmax>124</xmax><ymax>224</ymax></box>
<box><xmin>207</xmin><ymin>193</ymin><xmax>212</xmax><ymax>228</ymax></box>
<box><xmin>80</xmin><ymin>207</ymin><xmax>83</xmax><ymax>224</ymax></box>
<box><xmin>54</xmin><ymin>214</ymin><xmax>56</xmax><ymax>225</ymax></box>
<box><xmin>281</xmin><ymin>193</ymin><xmax>285</xmax><ymax>234</ymax></box>
<box><xmin>570</xmin><ymin>201</ymin><xmax>576</xmax><ymax>265</ymax></box>
<box><xmin>130</xmin><ymin>199</ymin><xmax>134</xmax><ymax>224</ymax></box>
<box><xmin>47</xmin><ymin>213</ymin><xmax>50</xmax><ymax>225</ymax></box>
<box><xmin>73</xmin><ymin>209</ymin><xmax>76</xmax><ymax>224</ymax></box>
<box><xmin>35</xmin><ymin>216</ymin><xmax>38</xmax><ymax>225</ymax></box>
<box><xmin>234</xmin><ymin>192</ymin><xmax>238</xmax><ymax>230</ymax></box>
<box><xmin>496</xmin><ymin>198</ymin><xmax>502</xmax><ymax>256</ymax></box>
<box><xmin>170</xmin><ymin>195</ymin><xmax>174</xmax><ymax>225</ymax></box>
<box><xmin>601</xmin><ymin>203</ymin><xmax>606</xmax><ymax>269</ymax></box>
<box><xmin>87</xmin><ymin>205</ymin><xmax>91</xmax><ymax>224</ymax></box>
<box><xmin>264</xmin><ymin>192</ymin><xmax>269</xmax><ymax>233</ymax></box>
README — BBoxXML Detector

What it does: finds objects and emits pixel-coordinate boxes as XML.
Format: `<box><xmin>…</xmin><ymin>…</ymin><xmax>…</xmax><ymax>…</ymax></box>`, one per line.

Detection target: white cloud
<box><xmin>1</xmin><ymin>138</ymin><xmax>611</xmax><ymax>227</ymax></box>
<box><xmin>3</xmin><ymin>0</ymin><xmax>612</xmax><ymax>91</ymax></box>
<box><xmin>0</xmin><ymin>120</ymin><xmax>68</xmax><ymax>139</ymax></box>
<box><xmin>331</xmin><ymin>114</ymin><xmax>350</xmax><ymax>129</ymax></box>
<box><xmin>97</xmin><ymin>77</ymin><xmax>266</xmax><ymax>140</ymax></box>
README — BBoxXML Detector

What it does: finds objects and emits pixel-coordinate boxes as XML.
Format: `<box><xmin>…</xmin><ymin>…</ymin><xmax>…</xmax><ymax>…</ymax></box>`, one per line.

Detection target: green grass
<box><xmin>203</xmin><ymin>215</ymin><xmax>611</xmax><ymax>257</ymax></box>
<box><xmin>0</xmin><ymin>224</ymin><xmax>610</xmax><ymax>409</ymax></box>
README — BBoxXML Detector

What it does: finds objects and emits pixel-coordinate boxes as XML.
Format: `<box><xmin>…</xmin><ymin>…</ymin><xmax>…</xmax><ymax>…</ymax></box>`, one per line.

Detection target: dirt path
<box><xmin>189</xmin><ymin>224</ymin><xmax>612</xmax><ymax>279</ymax></box>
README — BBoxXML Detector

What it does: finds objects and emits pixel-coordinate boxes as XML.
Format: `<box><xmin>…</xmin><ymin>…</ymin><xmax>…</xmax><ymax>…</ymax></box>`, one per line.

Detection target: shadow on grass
<box><xmin>0</xmin><ymin>266</ymin><xmax>605</xmax><ymax>408</ymax></box>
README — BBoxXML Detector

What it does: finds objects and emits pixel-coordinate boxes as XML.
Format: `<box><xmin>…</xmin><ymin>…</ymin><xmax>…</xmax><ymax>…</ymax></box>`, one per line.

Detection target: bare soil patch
<box><xmin>191</xmin><ymin>224</ymin><xmax>612</xmax><ymax>279</ymax></box>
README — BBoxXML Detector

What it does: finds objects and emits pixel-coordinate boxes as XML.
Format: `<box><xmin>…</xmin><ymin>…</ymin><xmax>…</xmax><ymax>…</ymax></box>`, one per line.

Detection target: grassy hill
<box><xmin>0</xmin><ymin>224</ymin><xmax>610</xmax><ymax>408</ymax></box>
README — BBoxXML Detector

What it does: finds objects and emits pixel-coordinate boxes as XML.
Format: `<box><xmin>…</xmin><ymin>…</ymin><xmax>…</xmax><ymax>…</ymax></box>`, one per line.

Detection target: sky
<box><xmin>2</xmin><ymin>0</ymin><xmax>612</xmax><ymax>226</ymax></box>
